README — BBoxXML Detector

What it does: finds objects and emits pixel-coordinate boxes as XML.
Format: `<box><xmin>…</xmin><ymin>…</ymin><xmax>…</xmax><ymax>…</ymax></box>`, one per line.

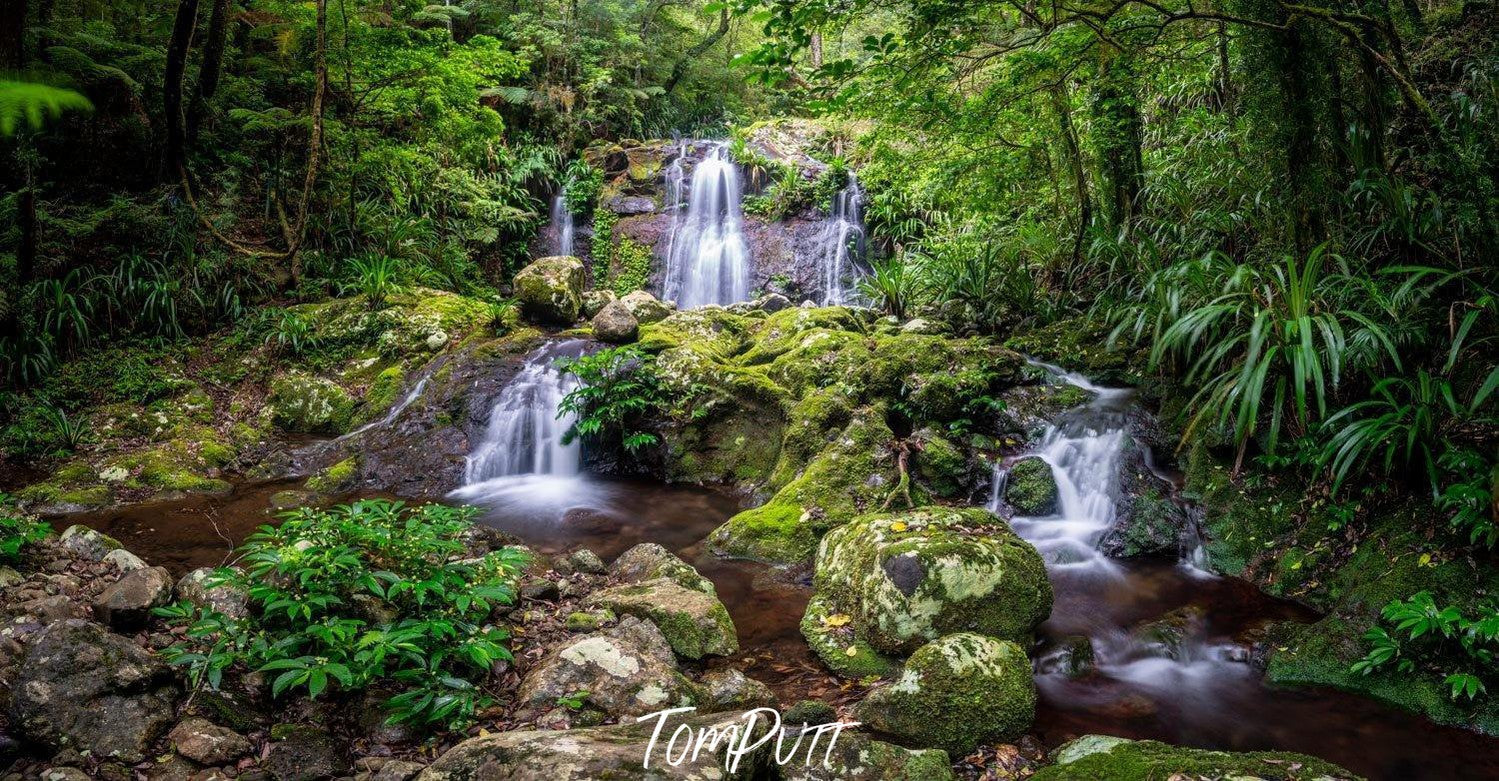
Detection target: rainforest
<box><xmin>0</xmin><ymin>0</ymin><xmax>1496</xmax><ymax>778</ymax></box>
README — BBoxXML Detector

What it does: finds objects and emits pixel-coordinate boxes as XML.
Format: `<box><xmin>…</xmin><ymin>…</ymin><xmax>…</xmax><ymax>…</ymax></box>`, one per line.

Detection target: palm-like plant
<box><xmin>1320</xmin><ymin>371</ymin><xmax>1461</xmax><ymax>495</ymax></box>
<box><xmin>1144</xmin><ymin>245</ymin><xmax>1400</xmax><ymax>469</ymax></box>
<box><xmin>343</xmin><ymin>255</ymin><xmax>403</xmax><ymax>310</ymax></box>
<box><xmin>858</xmin><ymin>255</ymin><xmax>918</xmax><ymax>320</ymax></box>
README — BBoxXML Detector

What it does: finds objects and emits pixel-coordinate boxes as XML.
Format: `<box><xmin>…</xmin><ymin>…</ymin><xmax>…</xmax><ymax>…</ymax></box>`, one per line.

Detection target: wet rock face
<box><xmin>1100</xmin><ymin>437</ymin><xmax>1190</xmax><ymax>559</ymax></box>
<box><xmin>514</xmin><ymin>256</ymin><xmax>586</xmax><ymax>325</ymax></box>
<box><xmin>514</xmin><ymin>616</ymin><xmax>699</xmax><ymax>723</ymax></box>
<box><xmin>854</xmin><ymin>632</ymin><xmax>1037</xmax><ymax>756</ymax></box>
<box><xmin>11</xmin><ymin>619</ymin><xmax>179</xmax><ymax>762</ymax></box>
<box><xmin>808</xmin><ymin>507</ymin><xmax>1052</xmax><ymax>658</ymax></box>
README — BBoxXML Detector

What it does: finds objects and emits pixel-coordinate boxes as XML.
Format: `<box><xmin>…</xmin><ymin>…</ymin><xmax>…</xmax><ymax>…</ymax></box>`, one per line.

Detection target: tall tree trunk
<box><xmin>187</xmin><ymin>0</ymin><xmax>233</xmax><ymax>145</ymax></box>
<box><xmin>1091</xmin><ymin>51</ymin><xmax>1145</xmax><ymax>232</ymax></box>
<box><xmin>285</xmin><ymin>0</ymin><xmax>328</xmax><ymax>284</ymax></box>
<box><xmin>1050</xmin><ymin>82</ymin><xmax>1092</xmax><ymax>264</ymax></box>
<box><xmin>663</xmin><ymin>8</ymin><xmax>729</xmax><ymax>94</ymax></box>
<box><xmin>1</xmin><ymin>0</ymin><xmax>26</xmax><ymax>69</ymax></box>
<box><xmin>810</xmin><ymin>31</ymin><xmax>823</xmax><ymax>69</ymax></box>
<box><xmin>1214</xmin><ymin>21</ymin><xmax>1234</xmax><ymax>111</ymax></box>
<box><xmin>163</xmin><ymin>0</ymin><xmax>201</xmax><ymax>178</ymax></box>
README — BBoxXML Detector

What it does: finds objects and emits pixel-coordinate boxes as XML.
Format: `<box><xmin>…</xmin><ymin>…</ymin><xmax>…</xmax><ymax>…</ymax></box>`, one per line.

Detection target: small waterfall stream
<box><xmin>812</xmin><ymin>174</ymin><xmax>867</xmax><ymax>305</ymax></box>
<box><xmin>550</xmin><ymin>192</ymin><xmax>575</xmax><ymax>258</ymax></box>
<box><xmin>662</xmin><ymin>142</ymin><xmax>751</xmax><ymax>308</ymax></box>
<box><xmin>461</xmin><ymin>340</ymin><xmax>588</xmax><ymax>484</ymax></box>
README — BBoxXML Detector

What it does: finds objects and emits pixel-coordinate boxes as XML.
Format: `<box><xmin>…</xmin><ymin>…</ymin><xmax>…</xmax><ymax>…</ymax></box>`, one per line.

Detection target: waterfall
<box><xmin>550</xmin><ymin>192</ymin><xmax>575</xmax><ymax>258</ymax></box>
<box><xmin>813</xmin><ymin>174</ymin><xmax>867</xmax><ymax>305</ymax></box>
<box><xmin>662</xmin><ymin>142</ymin><xmax>751</xmax><ymax>309</ymax></box>
<box><xmin>988</xmin><ymin>368</ymin><xmax>1134</xmax><ymax>577</ymax></box>
<box><xmin>462</xmin><ymin>340</ymin><xmax>588</xmax><ymax>484</ymax></box>
<box><xmin>338</xmin><ymin>367</ymin><xmax>437</xmax><ymax>441</ymax></box>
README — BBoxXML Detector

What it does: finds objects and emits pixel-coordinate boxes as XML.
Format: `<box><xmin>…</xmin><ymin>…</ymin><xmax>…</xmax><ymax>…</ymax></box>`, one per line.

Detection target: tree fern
<box><xmin>0</xmin><ymin>81</ymin><xmax>93</xmax><ymax>136</ymax></box>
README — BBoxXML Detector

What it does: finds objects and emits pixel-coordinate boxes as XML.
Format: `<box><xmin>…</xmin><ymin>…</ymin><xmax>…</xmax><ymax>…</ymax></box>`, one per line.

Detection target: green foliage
<box><xmin>263</xmin><ymin>308</ymin><xmax>318</xmax><ymax>357</ymax></box>
<box><xmin>0</xmin><ymin>80</ymin><xmax>93</xmax><ymax>136</ymax></box>
<box><xmin>342</xmin><ymin>255</ymin><xmax>404</xmax><ymax>310</ymax></box>
<box><xmin>858</xmin><ymin>255</ymin><xmax>917</xmax><ymax>320</ymax></box>
<box><xmin>607</xmin><ymin>239</ymin><xmax>654</xmax><ymax>296</ymax></box>
<box><xmin>157</xmin><ymin>500</ymin><xmax>528</xmax><ymax>730</ymax></box>
<box><xmin>557</xmin><ymin>345</ymin><xmax>666</xmax><ymax>453</ymax></box>
<box><xmin>563</xmin><ymin>160</ymin><xmax>605</xmax><ymax>216</ymax></box>
<box><xmin>1353</xmin><ymin>591</ymin><xmax>1499</xmax><ymax>702</ymax></box>
<box><xmin>0</xmin><ymin>493</ymin><xmax>51</xmax><ymax>564</ymax></box>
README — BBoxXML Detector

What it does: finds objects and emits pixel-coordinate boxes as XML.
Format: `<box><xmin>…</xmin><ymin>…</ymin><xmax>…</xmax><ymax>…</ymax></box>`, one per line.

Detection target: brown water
<box><xmin>60</xmin><ymin>476</ymin><xmax>1499</xmax><ymax>780</ymax></box>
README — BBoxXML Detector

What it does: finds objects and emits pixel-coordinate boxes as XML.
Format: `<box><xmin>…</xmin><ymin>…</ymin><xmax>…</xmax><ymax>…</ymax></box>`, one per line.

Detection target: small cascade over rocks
<box><xmin>461</xmin><ymin>339</ymin><xmax>589</xmax><ymax>483</ymax></box>
<box><xmin>662</xmin><ymin>142</ymin><xmax>752</xmax><ymax>308</ymax></box>
<box><xmin>812</xmin><ymin>173</ymin><xmax>867</xmax><ymax>304</ymax></box>
<box><xmin>550</xmin><ymin>191</ymin><xmax>575</xmax><ymax>258</ymax></box>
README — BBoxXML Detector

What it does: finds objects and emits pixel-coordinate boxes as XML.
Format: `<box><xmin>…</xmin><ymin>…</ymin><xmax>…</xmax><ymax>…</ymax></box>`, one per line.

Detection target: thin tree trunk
<box><xmin>187</xmin><ymin>0</ymin><xmax>233</xmax><ymax>145</ymax></box>
<box><xmin>811</xmin><ymin>31</ymin><xmax>823</xmax><ymax>69</ymax></box>
<box><xmin>1050</xmin><ymin>82</ymin><xmax>1092</xmax><ymax>263</ymax></box>
<box><xmin>1215</xmin><ymin>21</ymin><xmax>1233</xmax><ymax>111</ymax></box>
<box><xmin>163</xmin><ymin>0</ymin><xmax>201</xmax><ymax>177</ymax></box>
<box><xmin>1</xmin><ymin>0</ymin><xmax>26</xmax><ymax>69</ymax></box>
<box><xmin>285</xmin><ymin>0</ymin><xmax>328</xmax><ymax>284</ymax></box>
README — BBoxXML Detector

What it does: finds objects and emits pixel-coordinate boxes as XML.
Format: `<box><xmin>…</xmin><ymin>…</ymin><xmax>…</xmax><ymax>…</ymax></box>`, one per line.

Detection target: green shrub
<box><xmin>557</xmin><ymin>345</ymin><xmax>666</xmax><ymax>453</ymax></box>
<box><xmin>0</xmin><ymin>493</ymin><xmax>50</xmax><ymax>564</ymax></box>
<box><xmin>1352</xmin><ymin>591</ymin><xmax>1499</xmax><ymax>702</ymax></box>
<box><xmin>156</xmin><ymin>500</ymin><xmax>529</xmax><ymax>730</ymax></box>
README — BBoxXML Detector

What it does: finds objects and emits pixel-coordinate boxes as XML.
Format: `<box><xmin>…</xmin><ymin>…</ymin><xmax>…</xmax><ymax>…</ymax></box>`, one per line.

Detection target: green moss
<box><xmin>1033</xmin><ymin>736</ymin><xmax>1359</xmax><ymax>780</ymax></box>
<box><xmin>708</xmin><ymin>502</ymin><xmax>816</xmax><ymax>563</ymax></box>
<box><xmin>914</xmin><ymin>430</ymin><xmax>967</xmax><ymax>498</ymax></box>
<box><xmin>606</xmin><ymin>238</ymin><xmax>653</xmax><ymax>296</ymax></box>
<box><xmin>356</xmin><ymin>365</ymin><xmax>406</xmax><ymax>423</ymax></box>
<box><xmin>267</xmin><ymin>372</ymin><xmax>356</xmax><ymax>435</ymax></box>
<box><xmin>799</xmin><ymin>594</ymin><xmax>898</xmax><ymax>679</ymax></box>
<box><xmin>1003</xmin><ymin>316</ymin><xmax>1147</xmax><ymax>386</ymax></box>
<box><xmin>1005</xmin><ymin>457</ymin><xmax>1058</xmax><ymax>516</ymax></box>
<box><xmin>854</xmin><ymin>633</ymin><xmax>1036</xmax><ymax>756</ymax></box>
<box><xmin>306</xmin><ymin>456</ymin><xmax>360</xmax><ymax>494</ymax></box>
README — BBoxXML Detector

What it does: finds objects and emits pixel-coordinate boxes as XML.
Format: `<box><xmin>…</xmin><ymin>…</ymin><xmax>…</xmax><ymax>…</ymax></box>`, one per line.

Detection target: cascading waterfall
<box><xmin>661</xmin><ymin>142</ymin><xmax>751</xmax><ymax>308</ymax></box>
<box><xmin>550</xmin><ymin>191</ymin><xmax>575</xmax><ymax>258</ymax></box>
<box><xmin>813</xmin><ymin>174</ymin><xmax>867</xmax><ymax>305</ymax></box>
<box><xmin>461</xmin><ymin>340</ymin><xmax>588</xmax><ymax>484</ymax></box>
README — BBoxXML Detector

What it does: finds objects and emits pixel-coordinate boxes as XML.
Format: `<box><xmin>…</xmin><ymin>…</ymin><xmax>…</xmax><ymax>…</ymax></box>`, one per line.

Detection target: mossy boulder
<box><xmin>609</xmin><ymin>542</ymin><xmax>714</xmax><ymax>594</ymax></box>
<box><xmin>586</xmin><ymin>578</ymin><xmax>738</xmax><ymax>659</ymax></box>
<box><xmin>267</xmin><ymin>372</ymin><xmax>355</xmax><ymax>435</ymax></box>
<box><xmin>808</xmin><ymin>507</ymin><xmax>1052</xmax><ymax>657</ymax></box>
<box><xmin>800</xmin><ymin>593</ymin><xmax>899</xmax><ymax>679</ymax></box>
<box><xmin>781</xmin><ymin>730</ymin><xmax>955</xmax><ymax>781</ymax></box>
<box><xmin>854</xmin><ymin>632</ymin><xmax>1036</xmax><ymax>756</ymax></box>
<box><xmin>708</xmin><ymin>406</ymin><xmax>899</xmax><ymax>564</ymax></box>
<box><xmin>354</xmin><ymin>365</ymin><xmax>406</xmax><ymax>424</ymax></box>
<box><xmin>514</xmin><ymin>617</ymin><xmax>699</xmax><ymax>722</ymax></box>
<box><xmin>639</xmin><ymin>307</ymin><xmax>754</xmax><ymax>360</ymax></box>
<box><xmin>618</xmin><ymin>289</ymin><xmax>674</xmax><ymax>323</ymax></box>
<box><xmin>305</xmin><ymin>456</ymin><xmax>359</xmax><ymax>494</ymax></box>
<box><xmin>912</xmin><ymin>428</ymin><xmax>969</xmax><ymax>498</ymax></box>
<box><xmin>513</xmin><ymin>256</ymin><xmax>585</xmax><ymax>325</ymax></box>
<box><xmin>1005</xmin><ymin>456</ymin><xmax>1058</xmax><ymax>516</ymax></box>
<box><xmin>1033</xmin><ymin>735</ymin><xmax>1361</xmax><ymax>780</ymax></box>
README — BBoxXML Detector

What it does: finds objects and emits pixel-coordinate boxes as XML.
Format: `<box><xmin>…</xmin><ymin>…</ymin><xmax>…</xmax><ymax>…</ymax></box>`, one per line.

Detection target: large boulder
<box><xmin>267</xmin><ymin>372</ymin><xmax>356</xmax><ymax>435</ymax></box>
<box><xmin>1033</xmin><ymin>735</ymin><xmax>1361</xmax><ymax>781</ymax></box>
<box><xmin>174</xmin><ymin>567</ymin><xmax>249</xmax><ymax>620</ymax></box>
<box><xmin>1099</xmin><ymin>439</ymin><xmax>1189</xmax><ymax>559</ymax></box>
<box><xmin>92</xmin><ymin>565</ymin><xmax>173</xmax><ymax>630</ymax></box>
<box><xmin>167</xmin><ymin>717</ymin><xmax>252</xmax><ymax>765</ymax></box>
<box><xmin>514</xmin><ymin>617</ymin><xmax>699</xmax><ymax>722</ymax></box>
<box><xmin>587</xmin><ymin>578</ymin><xmax>738</xmax><ymax>659</ymax></box>
<box><xmin>514</xmin><ymin>256</ymin><xmax>585</xmax><ymax>325</ymax></box>
<box><xmin>609</xmin><ymin>543</ymin><xmax>714</xmax><ymax>594</ymax></box>
<box><xmin>619</xmin><ymin>290</ymin><xmax>674</xmax><ymax>324</ymax></box>
<box><xmin>10</xmin><ymin>619</ymin><xmax>179</xmax><ymax>762</ymax></box>
<box><xmin>1004</xmin><ymin>457</ymin><xmax>1058</xmax><ymax>516</ymax></box>
<box><xmin>581</xmin><ymin>289</ymin><xmax>618</xmax><ymax>319</ymax></box>
<box><xmin>854</xmin><ymin>633</ymin><xmax>1036</xmax><ymax>756</ymax></box>
<box><xmin>417</xmin><ymin>709</ymin><xmax>776</xmax><ymax>780</ymax></box>
<box><xmin>807</xmin><ymin>507</ymin><xmax>1051</xmax><ymax>659</ymax></box>
<box><xmin>591</xmin><ymin>300</ymin><xmax>639</xmax><ymax>344</ymax></box>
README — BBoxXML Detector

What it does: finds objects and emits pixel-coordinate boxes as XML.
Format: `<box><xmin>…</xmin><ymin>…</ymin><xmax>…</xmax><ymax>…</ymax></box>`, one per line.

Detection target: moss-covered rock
<box><xmin>618</xmin><ymin>290</ymin><xmax>674</xmax><ymax>324</ymax></box>
<box><xmin>586</xmin><ymin>578</ymin><xmax>738</xmax><ymax>659</ymax></box>
<box><xmin>854</xmin><ymin>632</ymin><xmax>1036</xmax><ymax>755</ymax></box>
<box><xmin>1034</xmin><ymin>735</ymin><xmax>1361</xmax><ymax>780</ymax></box>
<box><xmin>808</xmin><ymin>507</ymin><xmax>1051</xmax><ymax>657</ymax></box>
<box><xmin>355</xmin><ymin>365</ymin><xmax>406</xmax><ymax>424</ymax></box>
<box><xmin>780</xmin><ymin>730</ymin><xmax>954</xmax><ymax>781</ymax></box>
<box><xmin>267</xmin><ymin>372</ymin><xmax>355</xmax><ymax>435</ymax></box>
<box><xmin>912</xmin><ymin>428</ymin><xmax>969</xmax><ymax>498</ymax></box>
<box><xmin>608</xmin><ymin>542</ymin><xmax>714</xmax><ymax>594</ymax></box>
<box><xmin>708</xmin><ymin>406</ymin><xmax>898</xmax><ymax>564</ymax></box>
<box><xmin>513</xmin><ymin>256</ymin><xmax>585</xmax><ymax>325</ymax></box>
<box><xmin>1004</xmin><ymin>316</ymin><xmax>1148</xmax><ymax>387</ymax></box>
<box><xmin>799</xmin><ymin>593</ymin><xmax>899</xmax><ymax>679</ymax></box>
<box><xmin>1005</xmin><ymin>456</ymin><xmax>1058</xmax><ymax>516</ymax></box>
<box><xmin>305</xmin><ymin>456</ymin><xmax>359</xmax><ymax>494</ymax></box>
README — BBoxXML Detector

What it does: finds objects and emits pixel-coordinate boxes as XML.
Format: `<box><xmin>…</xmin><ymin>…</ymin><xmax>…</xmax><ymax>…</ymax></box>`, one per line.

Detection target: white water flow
<box><xmin>662</xmin><ymin>142</ymin><xmax>751</xmax><ymax>308</ymax></box>
<box><xmin>461</xmin><ymin>340</ymin><xmax>588</xmax><ymax>484</ymax></box>
<box><xmin>813</xmin><ymin>175</ymin><xmax>867</xmax><ymax>305</ymax></box>
<box><xmin>550</xmin><ymin>192</ymin><xmax>575</xmax><ymax>257</ymax></box>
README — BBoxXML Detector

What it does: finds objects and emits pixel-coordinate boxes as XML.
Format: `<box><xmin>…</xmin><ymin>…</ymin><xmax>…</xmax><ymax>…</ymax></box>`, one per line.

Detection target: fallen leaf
<box><xmin>844</xmin><ymin>645</ymin><xmax>859</xmax><ymax>657</ymax></box>
<box><xmin>822</xmin><ymin>613</ymin><xmax>852</xmax><ymax>628</ymax></box>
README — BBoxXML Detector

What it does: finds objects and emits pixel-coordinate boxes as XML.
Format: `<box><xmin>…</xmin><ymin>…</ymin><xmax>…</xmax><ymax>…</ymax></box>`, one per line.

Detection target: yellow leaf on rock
<box><xmin>844</xmin><ymin>645</ymin><xmax>859</xmax><ymax>657</ymax></box>
<box><xmin>890</xmin><ymin>522</ymin><xmax>908</xmax><ymax>532</ymax></box>
<box><xmin>822</xmin><ymin>613</ymin><xmax>852</xmax><ymax>628</ymax></box>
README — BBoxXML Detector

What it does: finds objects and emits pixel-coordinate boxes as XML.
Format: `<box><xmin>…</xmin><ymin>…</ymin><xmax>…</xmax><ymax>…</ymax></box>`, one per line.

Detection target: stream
<box><xmin>59</xmin><ymin>344</ymin><xmax>1499</xmax><ymax>780</ymax></box>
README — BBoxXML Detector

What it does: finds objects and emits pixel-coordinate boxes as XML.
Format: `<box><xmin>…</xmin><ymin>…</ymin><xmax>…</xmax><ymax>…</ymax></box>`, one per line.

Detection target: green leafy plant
<box><xmin>0</xmin><ymin>493</ymin><xmax>50</xmax><ymax>563</ymax></box>
<box><xmin>264</xmin><ymin>309</ymin><xmax>318</xmax><ymax>357</ymax></box>
<box><xmin>557</xmin><ymin>345</ymin><xmax>665</xmax><ymax>453</ymax></box>
<box><xmin>156</xmin><ymin>500</ymin><xmax>528</xmax><ymax>729</ymax></box>
<box><xmin>1436</xmin><ymin>449</ymin><xmax>1498</xmax><ymax>548</ymax></box>
<box><xmin>858</xmin><ymin>255</ymin><xmax>917</xmax><ymax>320</ymax></box>
<box><xmin>0</xmin><ymin>80</ymin><xmax>93</xmax><ymax>136</ymax></box>
<box><xmin>344</xmin><ymin>255</ymin><xmax>404</xmax><ymax>310</ymax></box>
<box><xmin>556</xmin><ymin>689</ymin><xmax>590</xmax><ymax>711</ymax></box>
<box><xmin>39</xmin><ymin>405</ymin><xmax>89</xmax><ymax>453</ymax></box>
<box><xmin>1352</xmin><ymin>591</ymin><xmax>1499</xmax><ymax>702</ymax></box>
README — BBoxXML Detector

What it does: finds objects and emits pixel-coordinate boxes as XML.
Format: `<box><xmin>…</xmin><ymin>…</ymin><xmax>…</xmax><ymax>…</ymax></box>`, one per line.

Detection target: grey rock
<box><xmin>175</xmin><ymin>567</ymin><xmax>250</xmax><ymax>620</ymax></box>
<box><xmin>606</xmin><ymin>195</ymin><xmax>656</xmax><ymax>215</ymax></box>
<box><xmin>58</xmin><ymin>525</ymin><xmax>122</xmax><ymax>561</ymax></box>
<box><xmin>11</xmin><ymin>619</ymin><xmax>179</xmax><ymax>762</ymax></box>
<box><xmin>591</xmin><ymin>300</ymin><xmax>640</xmax><ymax>344</ymax></box>
<box><xmin>566</xmin><ymin>548</ymin><xmax>607</xmax><ymax>575</ymax></box>
<box><xmin>93</xmin><ymin>566</ymin><xmax>173</xmax><ymax>630</ymax></box>
<box><xmin>580</xmin><ymin>290</ymin><xmax>618</xmax><ymax>319</ymax></box>
<box><xmin>168</xmin><ymin>717</ymin><xmax>252</xmax><ymax>765</ymax></box>
<box><xmin>515</xmin><ymin>616</ymin><xmax>698</xmax><ymax>722</ymax></box>
<box><xmin>609</xmin><ymin>543</ymin><xmax>713</xmax><ymax>594</ymax></box>
<box><xmin>265</xmin><ymin>724</ymin><xmax>348</xmax><ymax>781</ymax></box>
